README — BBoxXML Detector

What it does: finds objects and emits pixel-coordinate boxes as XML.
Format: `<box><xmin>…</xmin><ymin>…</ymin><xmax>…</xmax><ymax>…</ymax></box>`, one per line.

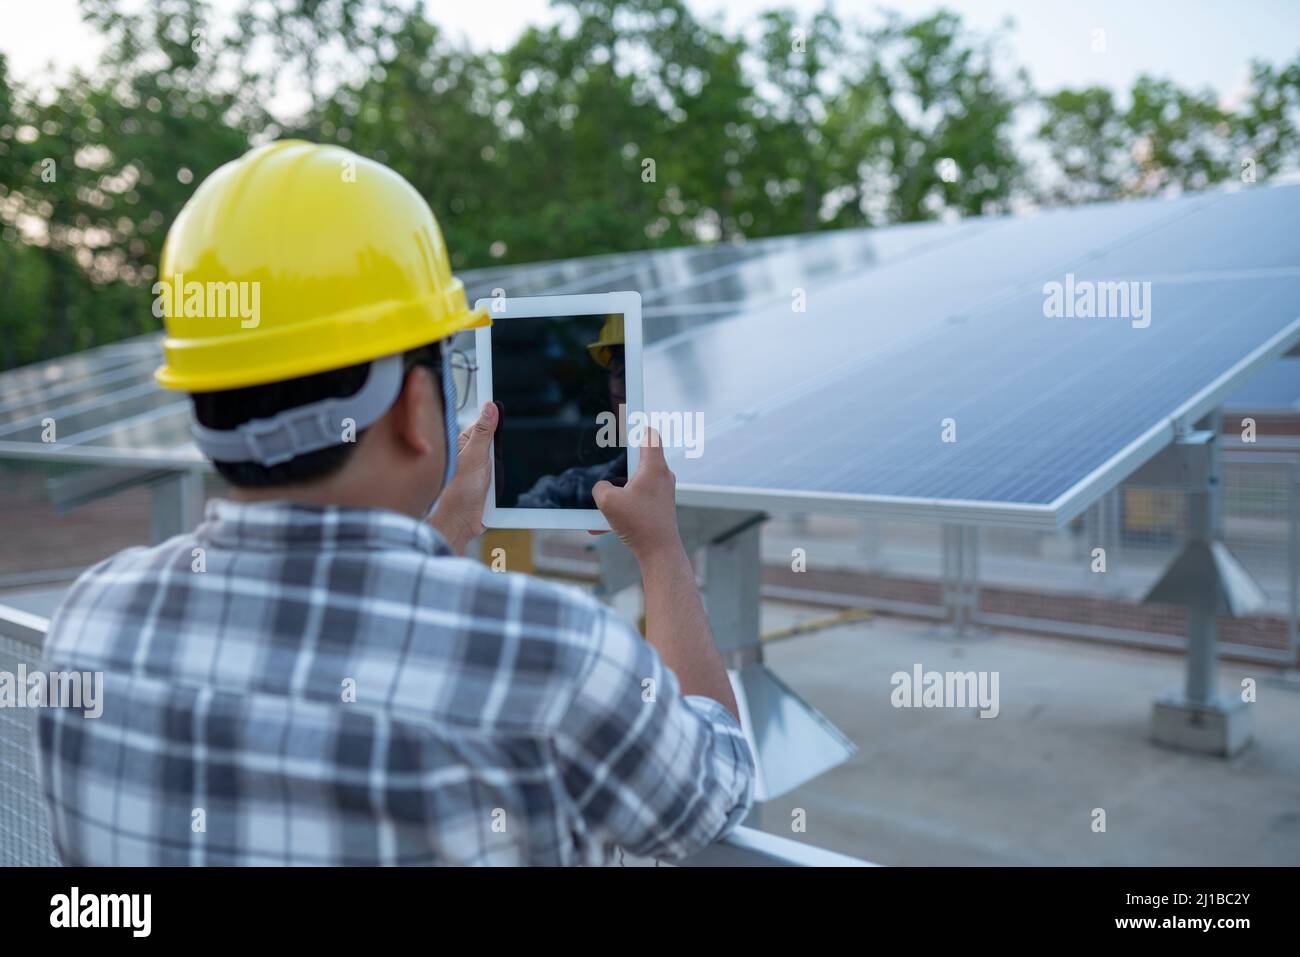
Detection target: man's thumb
<box><xmin>591</xmin><ymin>480</ymin><xmax>617</xmax><ymax>510</ymax></box>
<box><xmin>458</xmin><ymin>401</ymin><xmax>498</xmax><ymax>454</ymax></box>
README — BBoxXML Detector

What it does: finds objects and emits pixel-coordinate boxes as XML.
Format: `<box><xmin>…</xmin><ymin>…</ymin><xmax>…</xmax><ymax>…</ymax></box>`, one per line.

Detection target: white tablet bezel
<box><xmin>473</xmin><ymin>291</ymin><xmax>643</xmax><ymax>530</ymax></box>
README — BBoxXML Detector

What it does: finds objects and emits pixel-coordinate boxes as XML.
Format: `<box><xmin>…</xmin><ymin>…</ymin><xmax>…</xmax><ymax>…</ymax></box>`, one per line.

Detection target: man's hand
<box><xmin>429</xmin><ymin>401</ymin><xmax>498</xmax><ymax>553</ymax></box>
<box><xmin>592</xmin><ymin>428</ymin><xmax>684</xmax><ymax>562</ymax></box>
<box><xmin>593</xmin><ymin>427</ymin><xmax>738</xmax><ymax>719</ymax></box>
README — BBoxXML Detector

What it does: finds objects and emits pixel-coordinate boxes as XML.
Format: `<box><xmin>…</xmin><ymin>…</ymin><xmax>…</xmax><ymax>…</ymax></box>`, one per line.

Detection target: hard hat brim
<box><xmin>156</xmin><ymin>299</ymin><xmax>491</xmax><ymax>393</ymax></box>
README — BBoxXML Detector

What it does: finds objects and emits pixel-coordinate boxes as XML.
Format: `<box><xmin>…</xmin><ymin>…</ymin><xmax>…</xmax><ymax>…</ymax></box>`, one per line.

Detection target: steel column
<box><xmin>1147</xmin><ymin>410</ymin><xmax>1256</xmax><ymax>755</ymax></box>
<box><xmin>941</xmin><ymin>523</ymin><xmax>979</xmax><ymax>635</ymax></box>
<box><xmin>149</xmin><ymin>469</ymin><xmax>205</xmax><ymax>543</ymax></box>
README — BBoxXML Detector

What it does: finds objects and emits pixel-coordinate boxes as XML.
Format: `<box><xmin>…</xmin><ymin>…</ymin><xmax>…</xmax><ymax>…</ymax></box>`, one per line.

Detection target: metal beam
<box><xmin>1145</xmin><ymin>410</ymin><xmax>1256</xmax><ymax>756</ymax></box>
<box><xmin>1125</xmin><ymin>430</ymin><xmax>1216</xmax><ymax>488</ymax></box>
<box><xmin>46</xmin><ymin>465</ymin><xmax>174</xmax><ymax>513</ymax></box>
<box><xmin>0</xmin><ymin>603</ymin><xmax>50</xmax><ymax>648</ymax></box>
<box><xmin>0</xmin><ymin>440</ymin><xmax>206</xmax><ymax>470</ymax></box>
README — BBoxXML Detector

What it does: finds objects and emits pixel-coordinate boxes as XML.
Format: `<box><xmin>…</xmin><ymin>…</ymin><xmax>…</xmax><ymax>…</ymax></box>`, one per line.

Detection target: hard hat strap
<box><xmin>439</xmin><ymin>346</ymin><xmax>459</xmax><ymax>490</ymax></box>
<box><xmin>190</xmin><ymin>354</ymin><xmax>406</xmax><ymax>467</ymax></box>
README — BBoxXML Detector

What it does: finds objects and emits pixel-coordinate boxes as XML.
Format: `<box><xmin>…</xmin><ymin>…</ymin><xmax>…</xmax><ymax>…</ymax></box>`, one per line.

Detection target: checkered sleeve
<box><xmin>555</xmin><ymin>605</ymin><xmax>755</xmax><ymax>861</ymax></box>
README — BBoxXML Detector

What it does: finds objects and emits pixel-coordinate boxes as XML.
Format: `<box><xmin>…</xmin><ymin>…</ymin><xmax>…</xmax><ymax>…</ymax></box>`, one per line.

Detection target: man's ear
<box><xmin>391</xmin><ymin>366</ymin><xmax>439</xmax><ymax>456</ymax></box>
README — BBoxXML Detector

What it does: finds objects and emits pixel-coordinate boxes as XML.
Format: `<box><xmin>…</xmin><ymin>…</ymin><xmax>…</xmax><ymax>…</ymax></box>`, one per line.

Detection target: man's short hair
<box><xmin>191</xmin><ymin>343</ymin><xmax>442</xmax><ymax>488</ymax></box>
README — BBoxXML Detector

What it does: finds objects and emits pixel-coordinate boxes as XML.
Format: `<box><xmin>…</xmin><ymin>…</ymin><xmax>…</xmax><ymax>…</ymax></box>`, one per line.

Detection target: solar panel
<box><xmin>637</xmin><ymin>185</ymin><xmax>1300</xmax><ymax>526</ymax></box>
<box><xmin>662</xmin><ymin>274</ymin><xmax>1297</xmax><ymax>504</ymax></box>
<box><xmin>1</xmin><ymin>184</ymin><xmax>1296</xmax><ymax>528</ymax></box>
<box><xmin>462</xmin><ymin>218</ymin><xmax>985</xmax><ymax>336</ymax></box>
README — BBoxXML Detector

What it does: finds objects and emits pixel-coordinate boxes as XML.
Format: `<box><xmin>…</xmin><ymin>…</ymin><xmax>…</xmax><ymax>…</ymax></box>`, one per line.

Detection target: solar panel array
<box><xmin>1</xmin><ymin>184</ymin><xmax>1297</xmax><ymax>527</ymax></box>
<box><xmin>470</xmin><ymin>184</ymin><xmax>1300</xmax><ymax>525</ymax></box>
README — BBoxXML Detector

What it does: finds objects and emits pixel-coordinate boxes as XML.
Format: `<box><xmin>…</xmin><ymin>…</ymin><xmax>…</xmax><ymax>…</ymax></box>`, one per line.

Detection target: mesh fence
<box><xmin>0</xmin><ymin>458</ymin><xmax>156</xmax><ymax>585</ymax></box>
<box><xmin>1223</xmin><ymin>459</ymin><xmax>1294</xmax><ymax>609</ymax></box>
<box><xmin>0</xmin><ymin>458</ymin><xmax>226</xmax><ymax>593</ymax></box>
<box><xmin>762</xmin><ymin>514</ymin><xmax>945</xmax><ymax>613</ymax></box>
<box><xmin>761</xmin><ymin>459</ymin><xmax>1297</xmax><ymax>661</ymax></box>
<box><xmin>0</xmin><ymin>631</ymin><xmax>60</xmax><ymax>866</ymax></box>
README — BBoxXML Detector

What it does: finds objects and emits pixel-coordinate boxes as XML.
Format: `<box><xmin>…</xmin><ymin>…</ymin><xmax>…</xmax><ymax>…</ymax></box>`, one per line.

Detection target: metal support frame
<box><xmin>940</xmin><ymin>523</ymin><xmax>979</xmax><ymax>636</ymax></box>
<box><xmin>699</xmin><ymin>512</ymin><xmax>765</xmax><ymax>663</ymax></box>
<box><xmin>1144</xmin><ymin>411</ymin><xmax>1258</xmax><ymax>756</ymax></box>
<box><xmin>693</xmin><ymin>508</ymin><xmax>855</xmax><ymax>802</ymax></box>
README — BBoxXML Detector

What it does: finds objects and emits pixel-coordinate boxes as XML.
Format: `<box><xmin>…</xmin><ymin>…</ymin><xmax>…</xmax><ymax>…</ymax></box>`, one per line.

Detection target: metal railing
<box><xmin>0</xmin><ymin>603</ymin><xmax>872</xmax><ymax>868</ymax></box>
<box><xmin>678</xmin><ymin>825</ymin><xmax>874</xmax><ymax>867</ymax></box>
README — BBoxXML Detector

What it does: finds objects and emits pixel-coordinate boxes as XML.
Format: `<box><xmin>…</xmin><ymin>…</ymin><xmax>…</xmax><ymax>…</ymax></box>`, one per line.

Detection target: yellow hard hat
<box><xmin>586</xmin><ymin>313</ymin><xmax>625</xmax><ymax>369</ymax></box>
<box><xmin>154</xmin><ymin>140</ymin><xmax>490</xmax><ymax>392</ymax></box>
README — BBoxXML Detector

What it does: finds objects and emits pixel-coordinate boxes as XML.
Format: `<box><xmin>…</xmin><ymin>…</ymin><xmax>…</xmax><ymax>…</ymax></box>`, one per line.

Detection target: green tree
<box><xmin>1036</xmin><ymin>87</ymin><xmax>1128</xmax><ymax>205</ymax></box>
<box><xmin>1036</xmin><ymin>61</ymin><xmax>1300</xmax><ymax>204</ymax></box>
<box><xmin>1232</xmin><ymin>54</ymin><xmax>1300</xmax><ymax>182</ymax></box>
<box><xmin>313</xmin><ymin>10</ymin><xmax>501</xmax><ymax>269</ymax></box>
<box><xmin>1124</xmin><ymin>75</ymin><xmax>1233</xmax><ymax>194</ymax></box>
<box><xmin>1</xmin><ymin>1</ymin><xmax>1297</xmax><ymax>370</ymax></box>
<box><xmin>857</xmin><ymin>11</ymin><xmax>1027</xmax><ymax>222</ymax></box>
<box><xmin>743</xmin><ymin>6</ymin><xmax>846</xmax><ymax>235</ymax></box>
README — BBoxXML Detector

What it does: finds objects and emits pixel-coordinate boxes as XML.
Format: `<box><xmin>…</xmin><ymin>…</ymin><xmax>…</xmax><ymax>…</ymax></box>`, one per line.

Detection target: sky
<box><xmin>3</xmin><ymin>0</ymin><xmax>1298</xmax><ymax>104</ymax></box>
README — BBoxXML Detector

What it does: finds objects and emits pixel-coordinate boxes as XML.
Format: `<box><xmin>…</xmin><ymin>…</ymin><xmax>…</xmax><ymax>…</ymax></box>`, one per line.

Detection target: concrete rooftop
<box><xmin>749</xmin><ymin>602</ymin><xmax>1300</xmax><ymax>865</ymax></box>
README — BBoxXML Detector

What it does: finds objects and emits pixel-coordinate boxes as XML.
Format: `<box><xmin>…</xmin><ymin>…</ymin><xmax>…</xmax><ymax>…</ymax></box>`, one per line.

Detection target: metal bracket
<box><xmin>1126</xmin><ymin>430</ymin><xmax>1216</xmax><ymax>489</ymax></box>
<box><xmin>680</xmin><ymin>508</ymin><xmax>767</xmax><ymax>552</ymax></box>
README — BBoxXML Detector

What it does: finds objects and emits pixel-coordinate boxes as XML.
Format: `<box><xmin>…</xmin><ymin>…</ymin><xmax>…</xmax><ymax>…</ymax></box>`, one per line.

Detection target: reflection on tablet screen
<box><xmin>491</xmin><ymin>313</ymin><xmax>628</xmax><ymax>509</ymax></box>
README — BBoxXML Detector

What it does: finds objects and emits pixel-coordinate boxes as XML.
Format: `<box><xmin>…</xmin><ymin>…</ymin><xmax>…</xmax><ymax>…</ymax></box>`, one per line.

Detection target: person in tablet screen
<box><xmin>36</xmin><ymin>142</ymin><xmax>753</xmax><ymax>867</ymax></box>
<box><xmin>517</xmin><ymin>314</ymin><xmax>628</xmax><ymax>509</ymax></box>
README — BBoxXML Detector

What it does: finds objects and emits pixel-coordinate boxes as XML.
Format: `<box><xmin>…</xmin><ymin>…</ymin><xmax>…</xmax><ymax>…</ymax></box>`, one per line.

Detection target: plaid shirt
<box><xmin>37</xmin><ymin>499</ymin><xmax>754</xmax><ymax>866</ymax></box>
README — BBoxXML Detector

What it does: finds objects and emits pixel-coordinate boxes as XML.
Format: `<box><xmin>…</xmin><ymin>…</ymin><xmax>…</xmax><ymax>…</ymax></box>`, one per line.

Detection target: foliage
<box><xmin>0</xmin><ymin>0</ymin><xmax>1297</xmax><ymax>368</ymax></box>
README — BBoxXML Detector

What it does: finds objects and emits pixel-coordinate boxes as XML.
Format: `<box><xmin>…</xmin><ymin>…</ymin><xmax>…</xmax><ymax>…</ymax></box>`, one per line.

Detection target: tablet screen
<box><xmin>489</xmin><ymin>313</ymin><xmax>629</xmax><ymax>510</ymax></box>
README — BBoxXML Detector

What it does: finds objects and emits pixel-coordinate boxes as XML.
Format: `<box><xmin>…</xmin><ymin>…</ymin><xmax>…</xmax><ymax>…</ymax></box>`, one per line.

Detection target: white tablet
<box><xmin>473</xmin><ymin>292</ymin><xmax>643</xmax><ymax>530</ymax></box>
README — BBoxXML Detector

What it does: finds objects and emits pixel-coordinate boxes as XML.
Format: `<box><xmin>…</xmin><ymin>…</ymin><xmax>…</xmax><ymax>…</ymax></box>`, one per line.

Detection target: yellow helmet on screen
<box><xmin>586</xmin><ymin>314</ymin><xmax>625</xmax><ymax>369</ymax></box>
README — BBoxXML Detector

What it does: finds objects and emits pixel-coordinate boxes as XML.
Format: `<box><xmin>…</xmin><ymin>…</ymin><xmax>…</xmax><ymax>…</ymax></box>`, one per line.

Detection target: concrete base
<box><xmin>1151</xmin><ymin>693</ymin><xmax>1253</xmax><ymax>757</ymax></box>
